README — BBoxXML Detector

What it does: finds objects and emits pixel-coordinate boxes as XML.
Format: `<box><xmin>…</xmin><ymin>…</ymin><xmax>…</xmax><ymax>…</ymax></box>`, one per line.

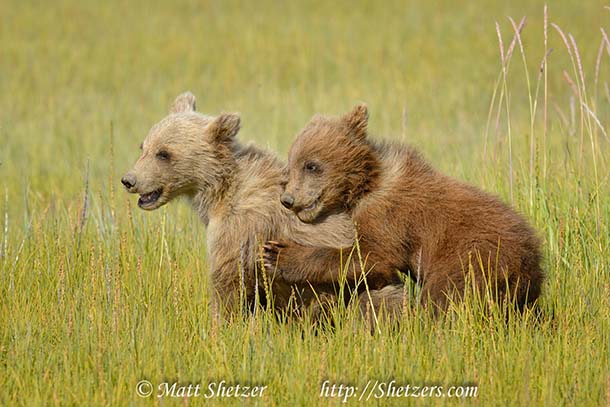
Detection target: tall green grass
<box><xmin>1</xmin><ymin>1</ymin><xmax>609</xmax><ymax>405</ymax></box>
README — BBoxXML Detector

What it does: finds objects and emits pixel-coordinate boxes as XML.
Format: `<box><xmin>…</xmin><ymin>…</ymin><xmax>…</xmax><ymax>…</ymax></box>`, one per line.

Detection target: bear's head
<box><xmin>281</xmin><ymin>104</ymin><xmax>380</xmax><ymax>223</ymax></box>
<box><xmin>122</xmin><ymin>92</ymin><xmax>240</xmax><ymax>210</ymax></box>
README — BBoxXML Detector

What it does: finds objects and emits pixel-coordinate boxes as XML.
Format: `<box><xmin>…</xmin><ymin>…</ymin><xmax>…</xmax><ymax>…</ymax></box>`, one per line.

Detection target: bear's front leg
<box><xmin>263</xmin><ymin>240</ymin><xmax>351</xmax><ymax>284</ymax></box>
<box><xmin>262</xmin><ymin>240</ymin><xmax>307</xmax><ymax>283</ymax></box>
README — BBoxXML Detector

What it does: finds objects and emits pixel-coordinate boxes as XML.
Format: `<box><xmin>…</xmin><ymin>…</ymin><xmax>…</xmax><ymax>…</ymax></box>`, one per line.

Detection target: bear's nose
<box><xmin>121</xmin><ymin>174</ymin><xmax>136</xmax><ymax>190</ymax></box>
<box><xmin>280</xmin><ymin>193</ymin><xmax>295</xmax><ymax>209</ymax></box>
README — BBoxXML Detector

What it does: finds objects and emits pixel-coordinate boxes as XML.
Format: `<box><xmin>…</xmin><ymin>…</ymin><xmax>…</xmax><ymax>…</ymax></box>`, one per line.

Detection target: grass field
<box><xmin>1</xmin><ymin>0</ymin><xmax>609</xmax><ymax>405</ymax></box>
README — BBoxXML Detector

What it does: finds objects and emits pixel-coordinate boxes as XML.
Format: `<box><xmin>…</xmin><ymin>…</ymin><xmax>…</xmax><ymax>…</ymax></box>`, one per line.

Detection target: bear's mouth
<box><xmin>302</xmin><ymin>200</ymin><xmax>317</xmax><ymax>212</ymax></box>
<box><xmin>295</xmin><ymin>198</ymin><xmax>321</xmax><ymax>223</ymax></box>
<box><xmin>138</xmin><ymin>188</ymin><xmax>163</xmax><ymax>209</ymax></box>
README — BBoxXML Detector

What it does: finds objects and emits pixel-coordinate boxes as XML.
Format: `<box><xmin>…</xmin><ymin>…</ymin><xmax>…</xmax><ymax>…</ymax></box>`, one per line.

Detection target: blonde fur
<box><xmin>123</xmin><ymin>92</ymin><xmax>360</xmax><ymax>318</ymax></box>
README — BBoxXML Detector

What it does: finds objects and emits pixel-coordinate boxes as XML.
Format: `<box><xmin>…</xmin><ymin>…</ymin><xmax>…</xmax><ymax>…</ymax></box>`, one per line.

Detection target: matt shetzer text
<box><xmin>157</xmin><ymin>381</ymin><xmax>267</xmax><ymax>399</ymax></box>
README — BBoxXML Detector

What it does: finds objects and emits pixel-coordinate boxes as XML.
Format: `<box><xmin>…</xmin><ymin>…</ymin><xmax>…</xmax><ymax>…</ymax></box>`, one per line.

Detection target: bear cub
<box><xmin>264</xmin><ymin>104</ymin><xmax>544</xmax><ymax>311</ymax></box>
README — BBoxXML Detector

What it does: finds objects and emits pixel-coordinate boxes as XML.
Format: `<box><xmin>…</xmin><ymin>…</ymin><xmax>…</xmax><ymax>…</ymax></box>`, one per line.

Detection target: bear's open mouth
<box><xmin>295</xmin><ymin>198</ymin><xmax>320</xmax><ymax>223</ymax></box>
<box><xmin>138</xmin><ymin>188</ymin><xmax>163</xmax><ymax>208</ymax></box>
<box><xmin>302</xmin><ymin>200</ymin><xmax>317</xmax><ymax>212</ymax></box>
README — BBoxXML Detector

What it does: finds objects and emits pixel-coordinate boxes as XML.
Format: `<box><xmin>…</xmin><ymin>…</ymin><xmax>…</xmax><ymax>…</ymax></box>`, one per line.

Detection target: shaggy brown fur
<box><xmin>122</xmin><ymin>92</ymin><xmax>402</xmax><ymax>319</ymax></box>
<box><xmin>264</xmin><ymin>104</ymin><xmax>544</xmax><ymax>311</ymax></box>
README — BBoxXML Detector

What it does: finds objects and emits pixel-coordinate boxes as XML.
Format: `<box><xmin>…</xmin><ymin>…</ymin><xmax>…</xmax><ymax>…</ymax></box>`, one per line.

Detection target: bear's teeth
<box><xmin>303</xmin><ymin>201</ymin><xmax>317</xmax><ymax>211</ymax></box>
<box><xmin>139</xmin><ymin>189</ymin><xmax>162</xmax><ymax>204</ymax></box>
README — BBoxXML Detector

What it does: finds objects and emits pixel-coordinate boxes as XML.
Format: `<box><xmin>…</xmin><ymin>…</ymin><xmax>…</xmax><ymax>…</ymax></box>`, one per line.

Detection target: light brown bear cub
<box><xmin>122</xmin><ymin>92</ymin><xmax>403</xmax><ymax>319</ymax></box>
<box><xmin>265</xmin><ymin>104</ymin><xmax>544</xmax><ymax>311</ymax></box>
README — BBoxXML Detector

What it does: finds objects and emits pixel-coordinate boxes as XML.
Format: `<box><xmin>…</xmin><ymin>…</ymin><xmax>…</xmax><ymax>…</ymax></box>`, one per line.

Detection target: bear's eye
<box><xmin>156</xmin><ymin>150</ymin><xmax>171</xmax><ymax>160</ymax></box>
<box><xmin>304</xmin><ymin>161</ymin><xmax>320</xmax><ymax>173</ymax></box>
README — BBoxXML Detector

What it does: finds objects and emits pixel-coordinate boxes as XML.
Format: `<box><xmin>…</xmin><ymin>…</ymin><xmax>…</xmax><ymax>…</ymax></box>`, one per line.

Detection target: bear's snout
<box><xmin>280</xmin><ymin>193</ymin><xmax>295</xmax><ymax>209</ymax></box>
<box><xmin>121</xmin><ymin>174</ymin><xmax>136</xmax><ymax>190</ymax></box>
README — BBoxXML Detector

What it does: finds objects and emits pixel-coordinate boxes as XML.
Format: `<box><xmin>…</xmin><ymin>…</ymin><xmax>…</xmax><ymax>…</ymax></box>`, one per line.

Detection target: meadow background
<box><xmin>1</xmin><ymin>0</ymin><xmax>609</xmax><ymax>405</ymax></box>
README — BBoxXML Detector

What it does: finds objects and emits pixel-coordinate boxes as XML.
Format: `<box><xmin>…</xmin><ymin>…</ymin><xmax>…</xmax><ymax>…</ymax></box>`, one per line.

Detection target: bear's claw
<box><xmin>262</xmin><ymin>240</ymin><xmax>288</xmax><ymax>275</ymax></box>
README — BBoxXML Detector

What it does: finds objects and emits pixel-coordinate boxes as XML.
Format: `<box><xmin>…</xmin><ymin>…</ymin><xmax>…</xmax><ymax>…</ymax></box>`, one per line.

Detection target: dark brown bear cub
<box><xmin>264</xmin><ymin>104</ymin><xmax>544</xmax><ymax>311</ymax></box>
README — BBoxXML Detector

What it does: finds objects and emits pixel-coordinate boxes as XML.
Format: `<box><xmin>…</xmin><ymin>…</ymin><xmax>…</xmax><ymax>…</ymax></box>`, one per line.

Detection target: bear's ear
<box><xmin>209</xmin><ymin>113</ymin><xmax>241</xmax><ymax>143</ymax></box>
<box><xmin>343</xmin><ymin>103</ymin><xmax>369</xmax><ymax>141</ymax></box>
<box><xmin>170</xmin><ymin>91</ymin><xmax>196</xmax><ymax>113</ymax></box>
